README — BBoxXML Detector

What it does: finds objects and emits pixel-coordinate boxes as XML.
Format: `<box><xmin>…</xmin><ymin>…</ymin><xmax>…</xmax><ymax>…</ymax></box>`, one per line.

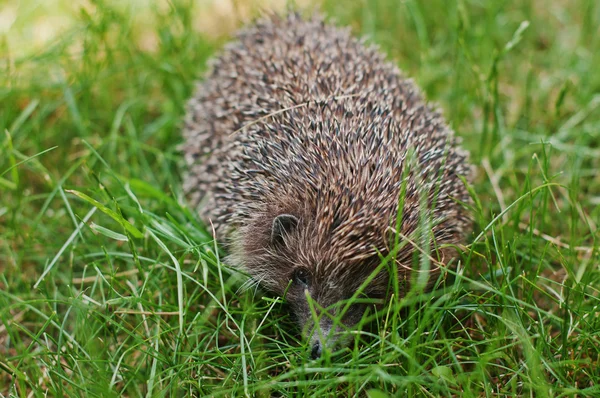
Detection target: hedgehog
<box><xmin>182</xmin><ymin>12</ymin><xmax>472</xmax><ymax>359</ymax></box>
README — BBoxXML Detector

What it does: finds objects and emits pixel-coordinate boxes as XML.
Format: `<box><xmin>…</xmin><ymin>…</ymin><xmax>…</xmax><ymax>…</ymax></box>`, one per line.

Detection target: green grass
<box><xmin>1</xmin><ymin>0</ymin><xmax>599</xmax><ymax>396</ymax></box>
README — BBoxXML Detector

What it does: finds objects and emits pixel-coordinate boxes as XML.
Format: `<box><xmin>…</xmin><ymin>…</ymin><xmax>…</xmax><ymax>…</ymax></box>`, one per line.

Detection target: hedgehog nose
<box><xmin>310</xmin><ymin>341</ymin><xmax>322</xmax><ymax>359</ymax></box>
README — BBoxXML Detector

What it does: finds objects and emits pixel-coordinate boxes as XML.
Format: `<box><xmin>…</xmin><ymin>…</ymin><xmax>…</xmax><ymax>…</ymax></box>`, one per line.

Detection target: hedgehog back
<box><xmin>182</xmin><ymin>13</ymin><xmax>471</xmax><ymax>292</ymax></box>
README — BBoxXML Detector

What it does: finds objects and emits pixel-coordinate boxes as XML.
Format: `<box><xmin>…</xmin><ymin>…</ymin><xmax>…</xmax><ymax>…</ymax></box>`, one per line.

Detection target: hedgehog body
<box><xmin>183</xmin><ymin>13</ymin><xmax>472</xmax><ymax>357</ymax></box>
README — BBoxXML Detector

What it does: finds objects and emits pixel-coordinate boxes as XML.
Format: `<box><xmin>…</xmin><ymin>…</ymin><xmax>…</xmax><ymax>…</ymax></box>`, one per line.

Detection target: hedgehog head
<box><xmin>229</xmin><ymin>191</ymin><xmax>416</xmax><ymax>359</ymax></box>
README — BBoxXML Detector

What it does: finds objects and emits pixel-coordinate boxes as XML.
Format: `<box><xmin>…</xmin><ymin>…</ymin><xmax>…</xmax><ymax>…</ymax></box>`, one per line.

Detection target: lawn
<box><xmin>1</xmin><ymin>0</ymin><xmax>599</xmax><ymax>396</ymax></box>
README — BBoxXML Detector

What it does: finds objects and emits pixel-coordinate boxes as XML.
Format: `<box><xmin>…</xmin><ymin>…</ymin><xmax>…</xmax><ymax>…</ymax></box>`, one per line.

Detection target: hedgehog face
<box><xmin>284</xmin><ymin>264</ymin><xmax>375</xmax><ymax>359</ymax></box>
<box><xmin>244</xmin><ymin>213</ymin><xmax>390</xmax><ymax>359</ymax></box>
<box><xmin>284</xmin><ymin>265</ymin><xmax>367</xmax><ymax>359</ymax></box>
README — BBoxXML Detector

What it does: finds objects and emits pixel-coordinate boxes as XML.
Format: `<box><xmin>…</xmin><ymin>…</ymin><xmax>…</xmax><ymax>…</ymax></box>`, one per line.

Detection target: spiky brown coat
<box><xmin>182</xmin><ymin>13</ymin><xmax>472</xmax><ymax>354</ymax></box>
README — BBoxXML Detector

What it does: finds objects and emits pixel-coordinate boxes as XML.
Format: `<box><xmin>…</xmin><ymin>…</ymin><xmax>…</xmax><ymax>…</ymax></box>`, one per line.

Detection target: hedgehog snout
<box><xmin>306</xmin><ymin>316</ymin><xmax>356</xmax><ymax>359</ymax></box>
<box><xmin>304</xmin><ymin>302</ymin><xmax>362</xmax><ymax>359</ymax></box>
<box><xmin>310</xmin><ymin>340</ymin><xmax>323</xmax><ymax>359</ymax></box>
<box><xmin>308</xmin><ymin>318</ymin><xmax>334</xmax><ymax>360</ymax></box>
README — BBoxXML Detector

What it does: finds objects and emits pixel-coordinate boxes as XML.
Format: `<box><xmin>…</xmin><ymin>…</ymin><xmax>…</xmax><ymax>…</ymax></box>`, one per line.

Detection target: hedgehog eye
<box><xmin>292</xmin><ymin>268</ymin><xmax>310</xmax><ymax>286</ymax></box>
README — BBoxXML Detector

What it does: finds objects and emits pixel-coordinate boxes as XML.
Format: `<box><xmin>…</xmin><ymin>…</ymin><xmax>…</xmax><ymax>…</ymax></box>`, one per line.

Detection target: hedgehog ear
<box><xmin>271</xmin><ymin>214</ymin><xmax>299</xmax><ymax>246</ymax></box>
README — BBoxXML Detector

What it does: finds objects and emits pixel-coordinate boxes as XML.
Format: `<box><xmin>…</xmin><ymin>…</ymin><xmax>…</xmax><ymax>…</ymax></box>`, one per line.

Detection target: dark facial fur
<box><xmin>182</xmin><ymin>12</ymin><xmax>473</xmax><ymax>357</ymax></box>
